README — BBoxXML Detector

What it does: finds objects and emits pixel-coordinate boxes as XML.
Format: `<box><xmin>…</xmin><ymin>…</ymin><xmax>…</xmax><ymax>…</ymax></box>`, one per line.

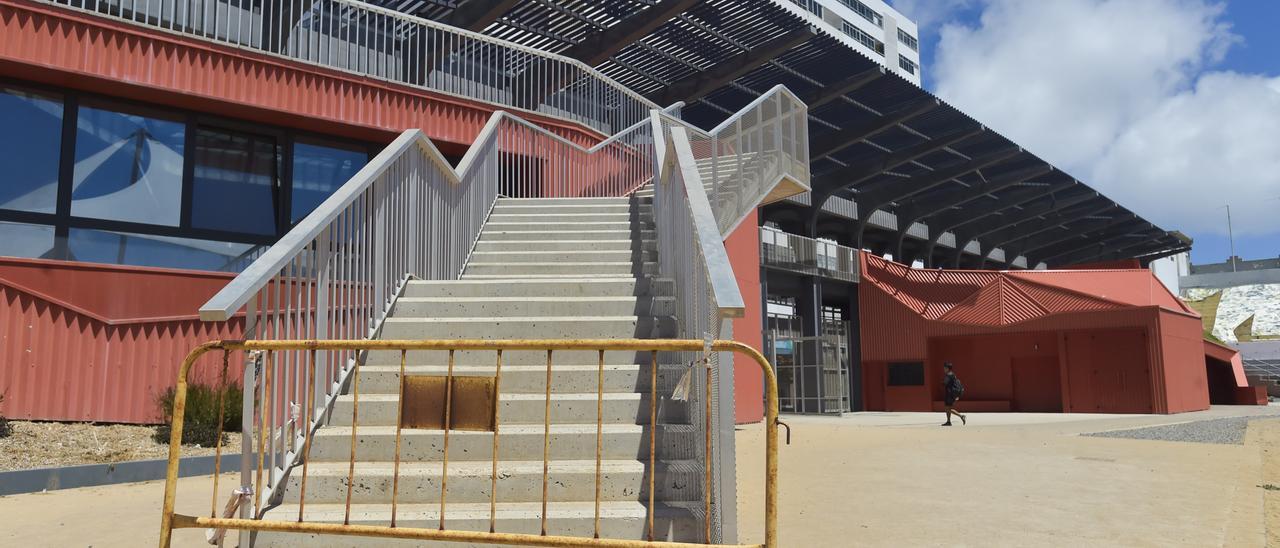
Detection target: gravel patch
<box><xmin>1083</xmin><ymin>416</ymin><xmax>1280</xmax><ymax>445</ymax></box>
<box><xmin>0</xmin><ymin>421</ymin><xmax>242</xmax><ymax>472</ymax></box>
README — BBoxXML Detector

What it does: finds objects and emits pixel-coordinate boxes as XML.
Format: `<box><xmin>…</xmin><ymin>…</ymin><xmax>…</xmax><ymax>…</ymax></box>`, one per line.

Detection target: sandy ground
<box><xmin>2</xmin><ymin>406</ymin><xmax>1278</xmax><ymax>547</ymax></box>
<box><xmin>736</xmin><ymin>406</ymin><xmax>1280</xmax><ymax>547</ymax></box>
<box><xmin>0</xmin><ymin>421</ymin><xmax>242</xmax><ymax>472</ymax></box>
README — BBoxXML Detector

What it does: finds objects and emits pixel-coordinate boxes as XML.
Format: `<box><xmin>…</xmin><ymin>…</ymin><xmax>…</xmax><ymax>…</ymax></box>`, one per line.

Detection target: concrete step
<box><xmin>352</xmin><ymin>363</ymin><xmax>685</xmax><ymax>394</ymax></box>
<box><xmin>497</xmin><ymin>197</ymin><xmax>633</xmax><ymax>206</ymax></box>
<box><xmin>279</xmin><ymin>459</ymin><xmax>700</xmax><ymax>505</ymax></box>
<box><xmin>255</xmin><ymin>501</ymin><xmax>698</xmax><ymax>547</ymax></box>
<box><xmin>486</xmin><ymin>213</ymin><xmax>643</xmax><ymax>224</ymax></box>
<box><xmin>473</xmin><ymin>239</ymin><xmax>653</xmax><ymax>252</ymax></box>
<box><xmin>402</xmin><ymin>278</ymin><xmax>671</xmax><ymax>298</ymax></box>
<box><xmin>379</xmin><ymin>316</ymin><xmax>674</xmax><ymax>339</ymax></box>
<box><xmin>460</xmin><ymin>273</ymin><xmax>639</xmax><ymax>280</ymax></box>
<box><xmin>467</xmin><ymin>250</ymin><xmax>656</xmax><ymax>264</ymax></box>
<box><xmin>330</xmin><ymin>392</ymin><xmax>684</xmax><ymax>427</ymax></box>
<box><xmin>364</xmin><ymin>349</ymin><xmax>684</xmax><ymax>367</ymax></box>
<box><xmin>491</xmin><ymin>204</ymin><xmax>648</xmax><ymax>214</ymax></box>
<box><xmin>481</xmin><ymin>222</ymin><xmax>651</xmax><ymax>233</ymax></box>
<box><xmin>306</xmin><ymin>424</ymin><xmax>698</xmax><ymax>462</ymax></box>
<box><xmin>463</xmin><ymin>262</ymin><xmax>657</xmax><ymax>276</ymax></box>
<box><xmin>391</xmin><ymin>296</ymin><xmax>675</xmax><ymax>319</ymax></box>
<box><xmin>479</xmin><ymin>229</ymin><xmax>654</xmax><ymax>241</ymax></box>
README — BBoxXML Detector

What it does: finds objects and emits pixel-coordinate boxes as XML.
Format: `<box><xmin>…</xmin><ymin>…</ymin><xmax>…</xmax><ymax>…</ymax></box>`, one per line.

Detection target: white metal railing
<box><xmin>195</xmin><ymin>109</ymin><xmax>662</xmax><ymax>531</ymax></box>
<box><xmin>651</xmin><ymin>120</ymin><xmax>746</xmax><ymax>542</ymax></box>
<box><xmin>760</xmin><ymin>226</ymin><xmax>860</xmax><ymax>282</ymax></box>
<box><xmin>41</xmin><ymin>0</ymin><xmax>658</xmax><ymax>134</ymax></box>
<box><xmin>659</xmin><ymin>85</ymin><xmax>810</xmax><ymax>237</ymax></box>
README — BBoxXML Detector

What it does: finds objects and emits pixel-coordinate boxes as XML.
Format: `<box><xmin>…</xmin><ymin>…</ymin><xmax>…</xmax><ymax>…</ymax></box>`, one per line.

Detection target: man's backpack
<box><xmin>950</xmin><ymin>375</ymin><xmax>965</xmax><ymax>397</ymax></box>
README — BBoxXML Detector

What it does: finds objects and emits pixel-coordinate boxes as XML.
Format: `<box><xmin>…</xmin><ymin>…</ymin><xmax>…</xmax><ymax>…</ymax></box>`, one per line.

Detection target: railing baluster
<box><xmin>439</xmin><ymin>349</ymin><xmax>455</xmax><ymax>530</ymax></box>
<box><xmin>541</xmin><ymin>349</ymin><xmax>553</xmax><ymax>536</ymax></box>
<box><xmin>648</xmin><ymin>350</ymin><xmax>657</xmax><ymax>542</ymax></box>
<box><xmin>489</xmin><ymin>349</ymin><xmax>503</xmax><ymax>534</ymax></box>
<box><xmin>344</xmin><ymin>358</ymin><xmax>361</xmax><ymax>525</ymax></box>
<box><xmin>705</xmin><ymin>354</ymin><xmax>713</xmax><ymax>544</ymax></box>
<box><xmin>297</xmin><ymin>348</ymin><xmax>317</xmax><ymax>522</ymax></box>
<box><xmin>594</xmin><ymin>349</ymin><xmax>604</xmax><ymax>539</ymax></box>
<box><xmin>211</xmin><ymin>349</ymin><xmax>230</xmax><ymax>519</ymax></box>
<box><xmin>255</xmin><ymin>350</ymin><xmax>273</xmax><ymax>518</ymax></box>
<box><xmin>391</xmin><ymin>349</ymin><xmax>406</xmax><ymax>527</ymax></box>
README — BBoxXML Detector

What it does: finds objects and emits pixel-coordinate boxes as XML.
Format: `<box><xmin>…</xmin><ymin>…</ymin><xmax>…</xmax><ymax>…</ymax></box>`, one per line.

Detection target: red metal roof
<box><xmin>860</xmin><ymin>253</ymin><xmax>1192</xmax><ymax>327</ymax></box>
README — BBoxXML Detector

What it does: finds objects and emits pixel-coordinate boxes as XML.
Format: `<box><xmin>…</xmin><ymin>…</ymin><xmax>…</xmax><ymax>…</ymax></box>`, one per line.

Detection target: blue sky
<box><xmin>888</xmin><ymin>0</ymin><xmax>1280</xmax><ymax>266</ymax></box>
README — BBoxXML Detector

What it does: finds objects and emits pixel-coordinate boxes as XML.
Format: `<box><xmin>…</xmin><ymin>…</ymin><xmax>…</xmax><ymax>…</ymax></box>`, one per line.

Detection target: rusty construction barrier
<box><xmin>158</xmin><ymin>339</ymin><xmax>780</xmax><ymax>548</ymax></box>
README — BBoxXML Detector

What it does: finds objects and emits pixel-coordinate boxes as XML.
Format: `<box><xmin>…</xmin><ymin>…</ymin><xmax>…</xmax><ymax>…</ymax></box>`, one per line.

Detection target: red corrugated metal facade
<box><xmin>0</xmin><ymin>0</ymin><xmax>606</xmax><ymax>154</ymax></box>
<box><xmin>857</xmin><ymin>252</ymin><xmax>1257</xmax><ymax>414</ymax></box>
<box><xmin>0</xmin><ymin>259</ymin><xmax>245</xmax><ymax>423</ymax></box>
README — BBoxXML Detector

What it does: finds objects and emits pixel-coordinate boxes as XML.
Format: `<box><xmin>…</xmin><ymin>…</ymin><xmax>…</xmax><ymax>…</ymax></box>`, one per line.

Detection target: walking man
<box><xmin>942</xmin><ymin>362</ymin><xmax>966</xmax><ymax>426</ymax></box>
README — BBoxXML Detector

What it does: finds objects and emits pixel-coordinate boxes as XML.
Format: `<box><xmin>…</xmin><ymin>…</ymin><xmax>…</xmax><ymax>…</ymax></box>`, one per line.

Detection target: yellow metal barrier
<box><xmin>158</xmin><ymin>339</ymin><xmax>780</xmax><ymax>548</ymax></box>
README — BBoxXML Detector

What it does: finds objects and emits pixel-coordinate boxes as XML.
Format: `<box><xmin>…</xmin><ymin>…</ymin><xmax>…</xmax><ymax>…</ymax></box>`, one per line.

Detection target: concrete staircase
<box><xmin>257</xmin><ymin>195</ymin><xmax>702</xmax><ymax>546</ymax></box>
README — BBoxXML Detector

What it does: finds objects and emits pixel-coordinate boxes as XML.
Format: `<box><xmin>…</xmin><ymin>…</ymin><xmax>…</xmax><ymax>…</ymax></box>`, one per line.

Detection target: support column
<box><xmin>847</xmin><ymin>286</ymin><xmax>863</xmax><ymax>411</ymax></box>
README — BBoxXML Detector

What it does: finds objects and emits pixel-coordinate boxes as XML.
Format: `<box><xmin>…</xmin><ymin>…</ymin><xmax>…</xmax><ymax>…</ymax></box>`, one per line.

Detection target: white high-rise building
<box><xmin>784</xmin><ymin>0</ymin><xmax>922</xmax><ymax>85</ymax></box>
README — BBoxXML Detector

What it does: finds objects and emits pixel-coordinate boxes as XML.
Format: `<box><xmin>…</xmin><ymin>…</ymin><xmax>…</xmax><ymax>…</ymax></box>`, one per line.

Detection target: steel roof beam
<box><xmin>1038</xmin><ymin>225</ymin><xmax>1164</xmax><ymax>265</ymax></box>
<box><xmin>1050</xmin><ymin>234</ymin><xmax>1173</xmax><ymax>266</ymax></box>
<box><xmin>801</xmin><ymin>67</ymin><xmax>886</xmax><ymax>110</ymax></box>
<box><xmin>856</xmin><ymin>147</ymin><xmax>1023</xmax><ymax>209</ymax></box>
<box><xmin>895</xmin><ymin>163</ymin><xmax>1054</xmax><ymax>224</ymax></box>
<box><xmin>1032</xmin><ymin>221</ymin><xmax>1157</xmax><ymax>265</ymax></box>
<box><xmin>810</xmin><ymin>97</ymin><xmax>940</xmax><ymax>160</ymax></box>
<box><xmin>978</xmin><ymin>199</ymin><xmax>1118</xmax><ymax>253</ymax></box>
<box><xmin>810</xmin><ymin>126</ymin><xmax>985</xmax><ymax>199</ymax></box>
<box><xmin>560</xmin><ymin>0</ymin><xmax>700</xmax><ymax>65</ymax></box>
<box><xmin>1018</xmin><ymin>213</ymin><xmax>1140</xmax><ymax>257</ymax></box>
<box><xmin>647</xmin><ymin>27</ymin><xmax>816</xmax><ymax>106</ymax></box>
<box><xmin>921</xmin><ymin>182</ymin><xmax>1069</xmax><ymax>268</ymax></box>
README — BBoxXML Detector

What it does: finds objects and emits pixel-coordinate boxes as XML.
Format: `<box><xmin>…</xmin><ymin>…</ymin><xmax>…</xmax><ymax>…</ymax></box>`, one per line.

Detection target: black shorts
<box><xmin>944</xmin><ymin>396</ymin><xmax>957</xmax><ymax>407</ymax></box>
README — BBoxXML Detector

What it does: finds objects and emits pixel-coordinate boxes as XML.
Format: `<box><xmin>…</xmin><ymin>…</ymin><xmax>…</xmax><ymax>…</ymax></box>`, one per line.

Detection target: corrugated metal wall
<box><xmin>0</xmin><ymin>0</ymin><xmax>605</xmax><ymax>151</ymax></box>
<box><xmin>0</xmin><ymin>259</ymin><xmax>245</xmax><ymax>423</ymax></box>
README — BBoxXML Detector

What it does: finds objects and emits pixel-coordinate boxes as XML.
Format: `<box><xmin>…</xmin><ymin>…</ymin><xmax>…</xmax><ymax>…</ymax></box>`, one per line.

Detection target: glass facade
<box><xmin>842</xmin><ymin>21</ymin><xmax>885</xmax><ymax>55</ymax></box>
<box><xmin>292</xmin><ymin>140</ymin><xmax>368</xmax><ymax>223</ymax></box>
<box><xmin>191</xmin><ymin>127</ymin><xmax>280</xmax><ymax>235</ymax></box>
<box><xmin>0</xmin><ymin>87</ymin><xmax>63</xmax><ymax>214</ymax></box>
<box><xmin>72</xmin><ymin>103</ymin><xmax>185</xmax><ymax>226</ymax></box>
<box><xmin>0</xmin><ymin>79</ymin><xmax>371</xmax><ymax>272</ymax></box>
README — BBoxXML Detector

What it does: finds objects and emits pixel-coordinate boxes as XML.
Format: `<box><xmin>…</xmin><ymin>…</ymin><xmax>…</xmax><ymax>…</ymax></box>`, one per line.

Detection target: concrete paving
<box><xmin>735</xmin><ymin>405</ymin><xmax>1280</xmax><ymax>547</ymax></box>
<box><xmin>3</xmin><ymin>406</ymin><xmax>1278</xmax><ymax>547</ymax></box>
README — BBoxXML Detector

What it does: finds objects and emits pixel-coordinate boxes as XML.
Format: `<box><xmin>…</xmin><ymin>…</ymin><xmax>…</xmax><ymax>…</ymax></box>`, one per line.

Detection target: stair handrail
<box><xmin>39</xmin><ymin>0</ymin><xmax>658</xmax><ymax>134</ymax></box>
<box><xmin>656</xmin><ymin>84</ymin><xmax>811</xmax><ymax>237</ymax></box>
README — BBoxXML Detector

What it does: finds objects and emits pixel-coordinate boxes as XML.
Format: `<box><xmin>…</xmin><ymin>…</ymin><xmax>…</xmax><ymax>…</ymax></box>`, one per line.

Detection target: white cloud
<box><xmin>927</xmin><ymin>0</ymin><xmax>1280</xmax><ymax>236</ymax></box>
<box><xmin>888</xmin><ymin>0</ymin><xmax>976</xmax><ymax>33</ymax></box>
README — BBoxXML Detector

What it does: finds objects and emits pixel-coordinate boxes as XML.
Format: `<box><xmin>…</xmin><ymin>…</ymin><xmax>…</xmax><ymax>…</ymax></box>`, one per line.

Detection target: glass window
<box><xmin>66</xmin><ymin>228</ymin><xmax>257</xmax><ymax>271</ymax></box>
<box><xmin>897</xmin><ymin>29</ymin><xmax>919</xmax><ymax>52</ymax></box>
<box><xmin>888</xmin><ymin>362</ymin><xmax>925</xmax><ymax>386</ymax></box>
<box><xmin>190</xmin><ymin>127</ymin><xmax>280</xmax><ymax>235</ymax></box>
<box><xmin>0</xmin><ymin>222</ymin><xmax>56</xmax><ymax>259</ymax></box>
<box><xmin>291</xmin><ymin>140</ymin><xmax>367</xmax><ymax>223</ymax></box>
<box><xmin>842</xmin><ymin>22</ymin><xmax>885</xmax><ymax>55</ymax></box>
<box><xmin>839</xmin><ymin>0</ymin><xmax>883</xmax><ymax>27</ymax></box>
<box><xmin>0</xmin><ymin>87</ymin><xmax>64</xmax><ymax>214</ymax></box>
<box><xmin>72</xmin><ymin>103</ymin><xmax>185</xmax><ymax>226</ymax></box>
<box><xmin>899</xmin><ymin>55</ymin><xmax>918</xmax><ymax>75</ymax></box>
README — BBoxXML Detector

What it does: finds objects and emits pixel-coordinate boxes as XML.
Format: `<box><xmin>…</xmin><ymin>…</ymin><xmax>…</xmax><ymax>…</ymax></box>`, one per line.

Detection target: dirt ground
<box><xmin>0</xmin><ymin>421</ymin><xmax>242</xmax><ymax>472</ymax></box>
<box><xmin>2</xmin><ymin>407</ymin><xmax>1278</xmax><ymax>547</ymax></box>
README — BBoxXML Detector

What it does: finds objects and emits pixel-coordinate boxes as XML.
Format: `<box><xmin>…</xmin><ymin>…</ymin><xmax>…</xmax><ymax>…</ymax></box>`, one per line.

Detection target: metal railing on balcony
<box><xmin>658</xmin><ymin>86</ymin><xmax>811</xmax><ymax>237</ymax></box>
<box><xmin>760</xmin><ymin>227</ymin><xmax>860</xmax><ymax>282</ymax></box>
<box><xmin>41</xmin><ymin>0</ymin><xmax>658</xmax><ymax>134</ymax></box>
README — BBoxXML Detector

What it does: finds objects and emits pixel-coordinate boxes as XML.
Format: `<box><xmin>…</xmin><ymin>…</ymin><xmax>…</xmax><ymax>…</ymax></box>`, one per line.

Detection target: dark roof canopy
<box><xmin>374</xmin><ymin>0</ymin><xmax>1189</xmax><ymax>268</ymax></box>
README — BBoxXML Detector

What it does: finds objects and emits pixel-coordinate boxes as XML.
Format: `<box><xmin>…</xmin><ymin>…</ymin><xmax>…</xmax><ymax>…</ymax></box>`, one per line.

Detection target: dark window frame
<box><xmin>0</xmin><ymin>76</ymin><xmax>377</xmax><ymax>262</ymax></box>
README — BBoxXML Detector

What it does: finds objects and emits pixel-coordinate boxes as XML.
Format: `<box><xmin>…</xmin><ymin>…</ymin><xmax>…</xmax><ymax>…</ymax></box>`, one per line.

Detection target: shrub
<box><xmin>0</xmin><ymin>393</ymin><xmax>10</xmax><ymax>439</ymax></box>
<box><xmin>153</xmin><ymin>383</ymin><xmax>243</xmax><ymax>447</ymax></box>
